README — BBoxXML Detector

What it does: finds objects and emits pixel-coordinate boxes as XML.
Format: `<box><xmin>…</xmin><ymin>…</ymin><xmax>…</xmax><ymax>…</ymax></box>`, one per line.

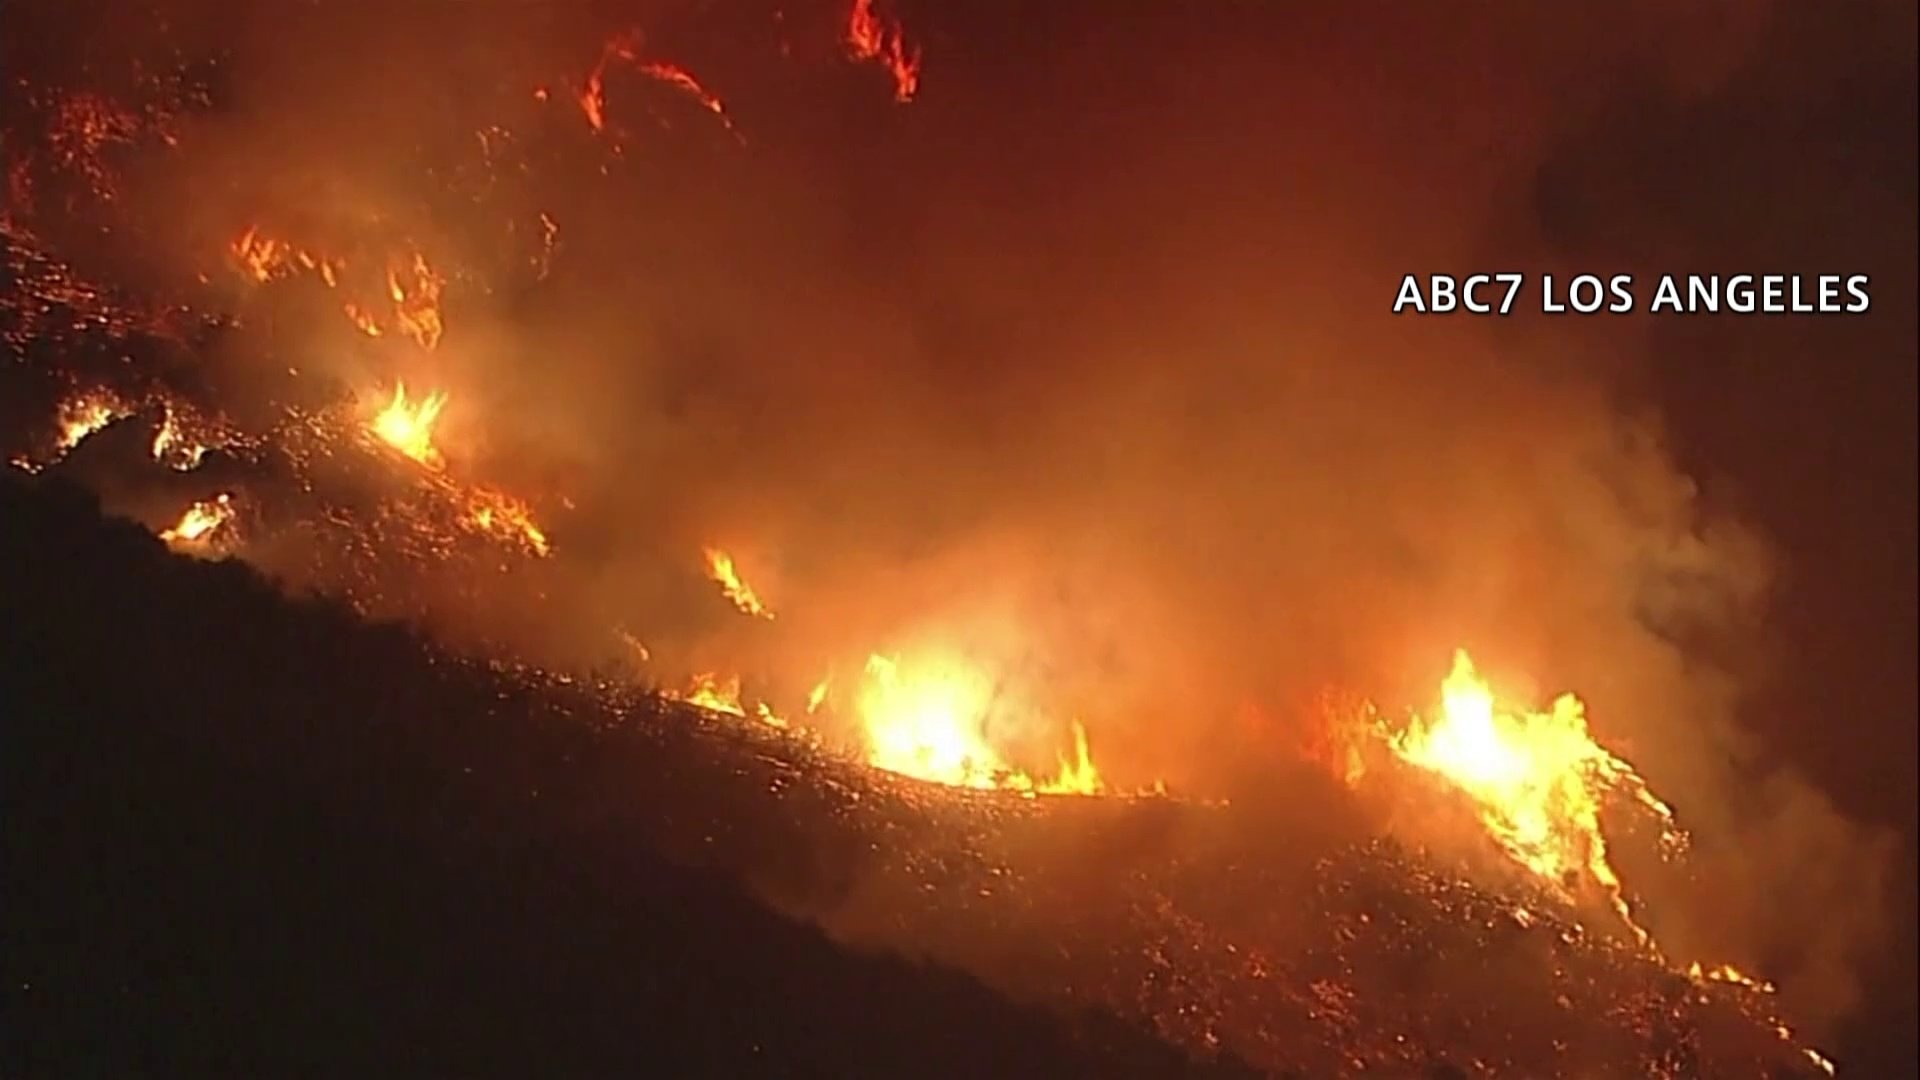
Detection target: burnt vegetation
<box><xmin>1</xmin><ymin>2</ymin><xmax>1907</xmax><ymax>1076</ymax></box>
<box><xmin>0</xmin><ymin>475</ymin><xmax>1251</xmax><ymax>1078</ymax></box>
<box><xmin>0</xmin><ymin>475</ymin><xmax>1834</xmax><ymax>1078</ymax></box>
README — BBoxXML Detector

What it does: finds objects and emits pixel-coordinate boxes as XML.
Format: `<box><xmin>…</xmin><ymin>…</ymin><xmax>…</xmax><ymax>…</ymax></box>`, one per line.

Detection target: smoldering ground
<box><xmin>5</xmin><ymin>0</ymin><xmax>1909</xmax><ymax>1042</ymax></box>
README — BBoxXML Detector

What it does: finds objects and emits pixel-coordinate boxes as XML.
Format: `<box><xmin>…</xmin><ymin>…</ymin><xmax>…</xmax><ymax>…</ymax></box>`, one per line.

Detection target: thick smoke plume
<box><xmin>5</xmin><ymin>0</ymin><xmax>1906</xmax><ymax>1035</ymax></box>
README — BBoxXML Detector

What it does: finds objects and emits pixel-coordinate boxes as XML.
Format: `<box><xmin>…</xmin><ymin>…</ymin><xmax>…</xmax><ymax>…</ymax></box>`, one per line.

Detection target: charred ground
<box><xmin>0</xmin><ymin>474</ymin><xmax>1255</xmax><ymax>1079</ymax></box>
<box><xmin>1</xmin><ymin>1</ymin><xmax>1911</xmax><ymax>1074</ymax></box>
<box><xmin>0</xmin><ymin>475</ymin><xmax>1836</xmax><ymax>1078</ymax></box>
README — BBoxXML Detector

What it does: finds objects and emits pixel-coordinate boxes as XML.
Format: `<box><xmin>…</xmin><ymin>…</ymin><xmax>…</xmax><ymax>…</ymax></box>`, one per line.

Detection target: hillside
<box><xmin>0</xmin><ymin>475</ymin><xmax>1835</xmax><ymax>1078</ymax></box>
<box><xmin>0</xmin><ymin>475</ymin><xmax>1249</xmax><ymax>1078</ymax></box>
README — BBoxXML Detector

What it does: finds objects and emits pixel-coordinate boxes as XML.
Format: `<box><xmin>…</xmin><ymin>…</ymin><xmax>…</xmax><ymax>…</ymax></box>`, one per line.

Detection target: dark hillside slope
<box><xmin>0</xmin><ymin>476</ymin><xmax>1248</xmax><ymax>1079</ymax></box>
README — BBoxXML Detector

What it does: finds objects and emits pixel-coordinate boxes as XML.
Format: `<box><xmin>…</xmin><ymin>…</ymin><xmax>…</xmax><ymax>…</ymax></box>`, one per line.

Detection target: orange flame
<box><xmin>1038</xmin><ymin>721</ymin><xmax>1105</xmax><ymax>796</ymax></box>
<box><xmin>846</xmin><ymin>0</ymin><xmax>922</xmax><ymax>102</ymax></box>
<box><xmin>230</xmin><ymin>226</ymin><xmax>442</xmax><ymax>349</ymax></box>
<box><xmin>160</xmin><ymin>493</ymin><xmax>235</xmax><ymax>547</ymax></box>
<box><xmin>1375</xmin><ymin>649</ymin><xmax>1680</xmax><ymax>945</ymax></box>
<box><xmin>578</xmin><ymin>31</ymin><xmax>737</xmax><ymax>139</ymax></box>
<box><xmin>386</xmin><ymin>253</ymin><xmax>445</xmax><ymax>351</ymax></box>
<box><xmin>702</xmin><ymin>547</ymin><xmax>775</xmax><ymax>620</ymax></box>
<box><xmin>369</xmin><ymin>382</ymin><xmax>450</xmax><ymax>470</ymax></box>
<box><xmin>463</xmin><ymin>486</ymin><xmax>552</xmax><ymax>557</ymax></box>
<box><xmin>231</xmin><ymin>226</ymin><xmax>345</xmax><ymax>286</ymax></box>
<box><xmin>668</xmin><ymin>673</ymin><xmax>787</xmax><ymax>729</ymax></box>
<box><xmin>639</xmin><ymin>61</ymin><xmax>736</xmax><ymax>131</ymax></box>
<box><xmin>150</xmin><ymin>407</ymin><xmax>209</xmax><ymax>471</ymax></box>
<box><xmin>55</xmin><ymin>390</ymin><xmax>127</xmax><ymax>451</ymax></box>
<box><xmin>1343</xmin><ymin>650</ymin><xmax>1834</xmax><ymax>1073</ymax></box>
<box><xmin>854</xmin><ymin>652</ymin><xmax>1103</xmax><ymax>795</ymax></box>
<box><xmin>580</xmin><ymin>31</ymin><xmax>643</xmax><ymax>132</ymax></box>
<box><xmin>1688</xmin><ymin>961</ymin><xmax>1777</xmax><ymax>995</ymax></box>
<box><xmin>343</xmin><ymin>303</ymin><xmax>384</xmax><ymax>338</ymax></box>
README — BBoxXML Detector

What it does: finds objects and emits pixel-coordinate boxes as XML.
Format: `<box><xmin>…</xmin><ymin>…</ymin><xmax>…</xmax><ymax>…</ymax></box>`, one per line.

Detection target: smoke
<box><xmin>6</xmin><ymin>0</ymin><xmax>1907</xmax><ymax>1036</ymax></box>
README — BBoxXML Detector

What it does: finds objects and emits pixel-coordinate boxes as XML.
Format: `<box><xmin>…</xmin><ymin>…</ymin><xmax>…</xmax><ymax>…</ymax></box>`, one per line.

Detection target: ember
<box><xmin>0</xmin><ymin>2</ymin><xmax>1899</xmax><ymax>1076</ymax></box>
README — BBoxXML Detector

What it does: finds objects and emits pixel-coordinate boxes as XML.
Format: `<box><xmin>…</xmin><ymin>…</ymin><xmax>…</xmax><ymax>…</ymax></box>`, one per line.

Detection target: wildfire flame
<box><xmin>579</xmin><ymin>31</ymin><xmax>736</xmax><ymax>139</ymax></box>
<box><xmin>580</xmin><ymin>31</ymin><xmax>641</xmax><ymax>132</ymax></box>
<box><xmin>1041</xmin><ymin>720</ymin><xmax>1105</xmax><ymax>796</ymax></box>
<box><xmin>639</xmin><ymin>61</ymin><xmax>734</xmax><ymax>126</ymax></box>
<box><xmin>343</xmin><ymin>303</ymin><xmax>384</xmax><ymax>337</ymax></box>
<box><xmin>369</xmin><ymin>383</ymin><xmax>450</xmax><ymax>470</ymax></box>
<box><xmin>669</xmin><ymin>672</ymin><xmax>787</xmax><ymax>729</ymax></box>
<box><xmin>230</xmin><ymin>227</ymin><xmax>442</xmax><ymax>349</ymax></box>
<box><xmin>846</xmin><ymin>0</ymin><xmax>922</xmax><ymax>103</ymax></box>
<box><xmin>1340</xmin><ymin>651</ymin><xmax>1836</xmax><ymax>1074</ymax></box>
<box><xmin>464</xmin><ymin>486</ymin><xmax>552</xmax><ymax>557</ymax></box>
<box><xmin>1377</xmin><ymin>649</ymin><xmax>1680</xmax><ymax>946</ymax></box>
<box><xmin>386</xmin><ymin>253</ymin><xmax>445</xmax><ymax>351</ymax></box>
<box><xmin>1688</xmin><ymin>961</ymin><xmax>1777</xmax><ymax>996</ymax></box>
<box><xmin>854</xmin><ymin>653</ymin><xmax>1104</xmax><ymax>795</ymax></box>
<box><xmin>55</xmin><ymin>390</ymin><xmax>127</xmax><ymax>451</ymax></box>
<box><xmin>702</xmin><ymin>547</ymin><xmax>775</xmax><ymax>620</ymax></box>
<box><xmin>150</xmin><ymin>406</ymin><xmax>210</xmax><ymax>471</ymax></box>
<box><xmin>22</xmin><ymin>389</ymin><xmax>230</xmax><ymax>475</ymax></box>
<box><xmin>160</xmin><ymin>493</ymin><xmax>235</xmax><ymax>547</ymax></box>
<box><xmin>231</xmin><ymin>226</ymin><xmax>344</xmax><ymax>287</ymax></box>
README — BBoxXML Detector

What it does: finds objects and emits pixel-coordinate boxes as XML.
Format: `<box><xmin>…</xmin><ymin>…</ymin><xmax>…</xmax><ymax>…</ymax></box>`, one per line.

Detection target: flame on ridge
<box><xmin>845</xmin><ymin>0</ymin><xmax>922</xmax><ymax>102</ymax></box>
<box><xmin>150</xmin><ymin>406</ymin><xmax>209</xmax><ymax>471</ymax></box>
<box><xmin>1334</xmin><ymin>650</ymin><xmax>1835</xmax><ymax>1073</ymax></box>
<box><xmin>1375</xmin><ymin>649</ymin><xmax>1680</xmax><ymax>946</ymax></box>
<box><xmin>668</xmin><ymin>672</ymin><xmax>788</xmax><ymax>729</ymax></box>
<box><xmin>703</xmin><ymin>547</ymin><xmax>775</xmax><ymax>620</ymax></box>
<box><xmin>369</xmin><ymin>382</ymin><xmax>450</xmax><ymax>470</ymax></box>
<box><xmin>56</xmin><ymin>390</ymin><xmax>128</xmax><ymax>451</ymax></box>
<box><xmin>161</xmin><ymin>492</ymin><xmax>235</xmax><ymax>547</ymax></box>
<box><xmin>854</xmin><ymin>652</ymin><xmax>1104</xmax><ymax>796</ymax></box>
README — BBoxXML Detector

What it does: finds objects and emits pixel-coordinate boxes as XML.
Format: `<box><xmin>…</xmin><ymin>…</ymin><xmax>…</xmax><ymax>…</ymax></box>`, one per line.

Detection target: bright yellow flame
<box><xmin>805</xmin><ymin>676</ymin><xmax>831</xmax><ymax>715</ymax></box>
<box><xmin>56</xmin><ymin>391</ymin><xmax>126</xmax><ymax>451</ymax></box>
<box><xmin>857</xmin><ymin>653</ymin><xmax>1005</xmax><ymax>790</ymax></box>
<box><xmin>853</xmin><ymin>653</ymin><xmax>1102</xmax><ymax>795</ymax></box>
<box><xmin>682</xmin><ymin>672</ymin><xmax>745</xmax><ymax>716</ymax></box>
<box><xmin>1350</xmin><ymin>651</ymin><xmax>1831</xmax><ymax>1072</ymax></box>
<box><xmin>668</xmin><ymin>673</ymin><xmax>785</xmax><ymax>729</ymax></box>
<box><xmin>149</xmin><ymin>407</ymin><xmax>210</xmax><ymax>471</ymax></box>
<box><xmin>1688</xmin><ymin>961</ymin><xmax>1776</xmax><ymax>995</ymax></box>
<box><xmin>1382</xmin><ymin>649</ymin><xmax>1683</xmax><ymax>947</ymax></box>
<box><xmin>369</xmin><ymin>382</ymin><xmax>449</xmax><ymax>469</ymax></box>
<box><xmin>1037</xmin><ymin>720</ymin><xmax>1106</xmax><ymax>796</ymax></box>
<box><xmin>231</xmin><ymin>225</ymin><xmax>287</xmax><ymax>282</ymax></box>
<box><xmin>160</xmin><ymin>493</ymin><xmax>235</xmax><ymax>546</ymax></box>
<box><xmin>702</xmin><ymin>547</ymin><xmax>774</xmax><ymax>620</ymax></box>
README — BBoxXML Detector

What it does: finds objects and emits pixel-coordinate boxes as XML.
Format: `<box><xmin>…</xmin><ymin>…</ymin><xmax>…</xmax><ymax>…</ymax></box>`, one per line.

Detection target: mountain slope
<box><xmin>0</xmin><ymin>475</ymin><xmax>1248</xmax><ymax>1079</ymax></box>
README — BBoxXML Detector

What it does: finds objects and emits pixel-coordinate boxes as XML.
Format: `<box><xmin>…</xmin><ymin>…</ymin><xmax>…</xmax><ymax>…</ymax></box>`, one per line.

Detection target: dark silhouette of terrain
<box><xmin>0</xmin><ymin>475</ymin><xmax>1253</xmax><ymax>1078</ymax></box>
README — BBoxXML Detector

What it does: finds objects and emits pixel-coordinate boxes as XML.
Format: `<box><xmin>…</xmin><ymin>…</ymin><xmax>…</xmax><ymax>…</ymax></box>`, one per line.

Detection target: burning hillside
<box><xmin>2</xmin><ymin>1</ymin><xmax>1910</xmax><ymax>1076</ymax></box>
<box><xmin>0</xmin><ymin>477</ymin><xmax>1846</xmax><ymax>1076</ymax></box>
